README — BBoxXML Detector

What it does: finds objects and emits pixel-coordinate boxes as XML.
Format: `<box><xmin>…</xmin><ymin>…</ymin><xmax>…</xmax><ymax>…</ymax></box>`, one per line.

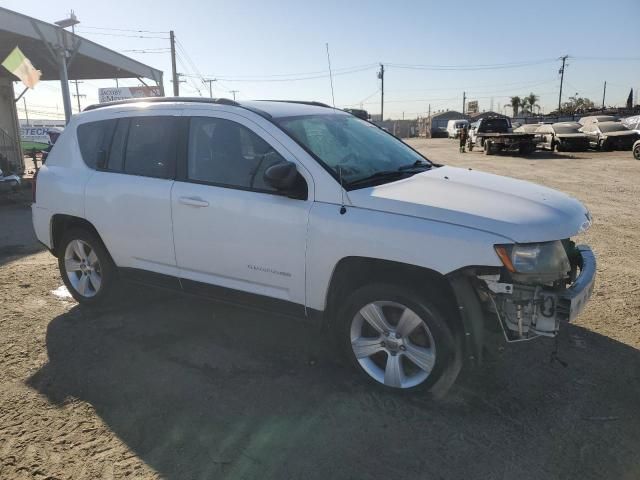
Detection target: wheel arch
<box><xmin>324</xmin><ymin>256</ymin><xmax>464</xmax><ymax>336</ymax></box>
<box><xmin>50</xmin><ymin>214</ymin><xmax>105</xmax><ymax>257</ymax></box>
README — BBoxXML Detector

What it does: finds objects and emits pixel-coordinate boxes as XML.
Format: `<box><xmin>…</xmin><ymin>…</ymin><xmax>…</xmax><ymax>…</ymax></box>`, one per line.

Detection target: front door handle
<box><xmin>179</xmin><ymin>196</ymin><xmax>209</xmax><ymax>208</ymax></box>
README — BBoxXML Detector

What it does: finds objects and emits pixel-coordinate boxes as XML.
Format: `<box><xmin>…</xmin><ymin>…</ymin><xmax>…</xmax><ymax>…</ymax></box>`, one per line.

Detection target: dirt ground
<box><xmin>1</xmin><ymin>139</ymin><xmax>639</xmax><ymax>480</ymax></box>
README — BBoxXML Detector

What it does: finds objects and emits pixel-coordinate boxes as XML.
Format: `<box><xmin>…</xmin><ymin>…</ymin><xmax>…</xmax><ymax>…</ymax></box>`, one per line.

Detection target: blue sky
<box><xmin>4</xmin><ymin>0</ymin><xmax>640</xmax><ymax>120</ymax></box>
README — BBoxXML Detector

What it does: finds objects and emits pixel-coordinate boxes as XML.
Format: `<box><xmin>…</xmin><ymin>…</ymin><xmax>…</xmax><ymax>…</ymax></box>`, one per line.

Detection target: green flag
<box><xmin>2</xmin><ymin>46</ymin><xmax>41</xmax><ymax>88</ymax></box>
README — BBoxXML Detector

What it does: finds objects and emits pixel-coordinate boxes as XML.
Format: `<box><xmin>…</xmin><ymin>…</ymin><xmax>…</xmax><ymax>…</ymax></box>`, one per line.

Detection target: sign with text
<box><xmin>98</xmin><ymin>86</ymin><xmax>162</xmax><ymax>103</ymax></box>
<box><xmin>467</xmin><ymin>100</ymin><xmax>479</xmax><ymax>114</ymax></box>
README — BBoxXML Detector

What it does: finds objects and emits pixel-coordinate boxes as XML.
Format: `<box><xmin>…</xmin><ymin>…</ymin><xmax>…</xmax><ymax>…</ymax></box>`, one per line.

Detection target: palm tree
<box><xmin>510</xmin><ymin>96</ymin><xmax>522</xmax><ymax>116</ymax></box>
<box><xmin>524</xmin><ymin>93</ymin><xmax>539</xmax><ymax>115</ymax></box>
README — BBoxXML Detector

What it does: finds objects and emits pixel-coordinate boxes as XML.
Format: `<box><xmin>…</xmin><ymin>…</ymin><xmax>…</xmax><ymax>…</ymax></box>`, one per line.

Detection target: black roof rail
<box><xmin>255</xmin><ymin>100</ymin><xmax>333</xmax><ymax>109</ymax></box>
<box><xmin>83</xmin><ymin>96</ymin><xmax>239</xmax><ymax>112</ymax></box>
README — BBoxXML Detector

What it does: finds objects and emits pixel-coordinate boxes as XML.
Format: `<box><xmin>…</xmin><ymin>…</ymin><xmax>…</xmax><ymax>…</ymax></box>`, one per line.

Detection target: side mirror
<box><xmin>264</xmin><ymin>161</ymin><xmax>307</xmax><ymax>200</ymax></box>
<box><xmin>264</xmin><ymin>161</ymin><xmax>298</xmax><ymax>190</ymax></box>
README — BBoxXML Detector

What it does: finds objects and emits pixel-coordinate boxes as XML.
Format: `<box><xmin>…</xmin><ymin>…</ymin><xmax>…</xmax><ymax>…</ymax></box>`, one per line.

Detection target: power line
<box><xmin>385</xmin><ymin>58</ymin><xmax>558</xmax><ymax>71</ymax></box>
<box><xmin>78</xmin><ymin>25</ymin><xmax>168</xmax><ymax>34</ymax></box>
<box><xmin>181</xmin><ymin>64</ymin><xmax>376</xmax><ymax>83</ymax></box>
<box><xmin>197</xmin><ymin>63</ymin><xmax>378</xmax><ymax>80</ymax></box>
<box><xmin>119</xmin><ymin>48</ymin><xmax>171</xmax><ymax>54</ymax></box>
<box><xmin>74</xmin><ymin>30</ymin><xmax>168</xmax><ymax>39</ymax></box>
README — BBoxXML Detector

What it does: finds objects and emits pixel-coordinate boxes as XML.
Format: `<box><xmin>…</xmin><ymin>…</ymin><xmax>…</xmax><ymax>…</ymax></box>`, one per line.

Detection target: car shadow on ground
<box><xmin>27</xmin><ymin>286</ymin><xmax>640</xmax><ymax>480</ymax></box>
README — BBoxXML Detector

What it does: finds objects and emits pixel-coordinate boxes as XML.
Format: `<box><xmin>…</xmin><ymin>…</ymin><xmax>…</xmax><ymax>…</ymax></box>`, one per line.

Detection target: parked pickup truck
<box><xmin>468</xmin><ymin>117</ymin><xmax>536</xmax><ymax>155</ymax></box>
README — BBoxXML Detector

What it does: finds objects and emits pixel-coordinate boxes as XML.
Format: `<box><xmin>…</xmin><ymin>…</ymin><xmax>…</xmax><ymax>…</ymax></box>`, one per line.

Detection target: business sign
<box><xmin>19</xmin><ymin>120</ymin><xmax>65</xmax><ymax>149</ymax></box>
<box><xmin>98</xmin><ymin>86</ymin><xmax>162</xmax><ymax>103</ymax></box>
<box><xmin>467</xmin><ymin>100</ymin><xmax>479</xmax><ymax>114</ymax></box>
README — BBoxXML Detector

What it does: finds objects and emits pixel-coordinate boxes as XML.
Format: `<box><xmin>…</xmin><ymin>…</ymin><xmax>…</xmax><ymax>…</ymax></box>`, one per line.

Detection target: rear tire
<box><xmin>337</xmin><ymin>283</ymin><xmax>458</xmax><ymax>393</ymax></box>
<box><xmin>58</xmin><ymin>228</ymin><xmax>117</xmax><ymax>305</ymax></box>
<box><xmin>483</xmin><ymin>140</ymin><xmax>493</xmax><ymax>155</ymax></box>
<box><xmin>634</xmin><ymin>142</ymin><xmax>640</xmax><ymax>160</ymax></box>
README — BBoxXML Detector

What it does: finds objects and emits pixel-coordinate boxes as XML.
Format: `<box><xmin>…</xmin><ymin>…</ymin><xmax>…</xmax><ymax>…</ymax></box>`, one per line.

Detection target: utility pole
<box><xmin>170</xmin><ymin>30</ymin><xmax>179</xmax><ymax>96</ymax></box>
<box><xmin>558</xmin><ymin>55</ymin><xmax>568</xmax><ymax>113</ymax></box>
<box><xmin>204</xmin><ymin>79</ymin><xmax>216</xmax><ymax>98</ymax></box>
<box><xmin>22</xmin><ymin>97</ymin><xmax>29</xmax><ymax>125</ymax></box>
<box><xmin>72</xmin><ymin>80</ymin><xmax>86</xmax><ymax>112</ymax></box>
<box><xmin>462</xmin><ymin>91</ymin><xmax>466</xmax><ymax>115</ymax></box>
<box><xmin>378</xmin><ymin>64</ymin><xmax>385</xmax><ymax>121</ymax></box>
<box><xmin>602</xmin><ymin>81</ymin><xmax>607</xmax><ymax>109</ymax></box>
<box><xmin>229</xmin><ymin>90</ymin><xmax>239</xmax><ymax>101</ymax></box>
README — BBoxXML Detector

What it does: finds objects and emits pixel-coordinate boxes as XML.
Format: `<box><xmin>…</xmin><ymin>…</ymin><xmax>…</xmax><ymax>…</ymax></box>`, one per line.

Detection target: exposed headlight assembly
<box><xmin>494</xmin><ymin>241</ymin><xmax>570</xmax><ymax>281</ymax></box>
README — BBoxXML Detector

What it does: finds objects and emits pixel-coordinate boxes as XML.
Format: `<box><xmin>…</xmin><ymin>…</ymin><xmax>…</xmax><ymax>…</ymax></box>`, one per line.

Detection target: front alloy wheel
<box><xmin>339</xmin><ymin>284</ymin><xmax>457</xmax><ymax>392</ymax></box>
<box><xmin>351</xmin><ymin>301</ymin><xmax>436</xmax><ymax>388</ymax></box>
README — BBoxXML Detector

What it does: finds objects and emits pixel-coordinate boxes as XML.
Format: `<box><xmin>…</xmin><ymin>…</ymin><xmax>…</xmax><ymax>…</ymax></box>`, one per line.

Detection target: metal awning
<box><xmin>0</xmin><ymin>7</ymin><xmax>163</xmax><ymax>82</ymax></box>
<box><xmin>0</xmin><ymin>7</ymin><xmax>164</xmax><ymax>123</ymax></box>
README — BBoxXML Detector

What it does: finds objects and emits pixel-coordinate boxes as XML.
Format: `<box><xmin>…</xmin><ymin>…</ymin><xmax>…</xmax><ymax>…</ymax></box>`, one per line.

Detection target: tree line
<box><xmin>510</xmin><ymin>93</ymin><xmax>596</xmax><ymax>116</ymax></box>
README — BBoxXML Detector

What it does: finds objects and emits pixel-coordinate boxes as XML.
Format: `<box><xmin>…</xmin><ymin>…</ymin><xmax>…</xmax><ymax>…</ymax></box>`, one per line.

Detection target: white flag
<box><xmin>2</xmin><ymin>47</ymin><xmax>42</xmax><ymax>89</ymax></box>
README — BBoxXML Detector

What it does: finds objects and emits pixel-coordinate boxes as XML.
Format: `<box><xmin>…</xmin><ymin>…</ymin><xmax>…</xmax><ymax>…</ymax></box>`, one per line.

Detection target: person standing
<box><xmin>459</xmin><ymin>124</ymin><xmax>468</xmax><ymax>153</ymax></box>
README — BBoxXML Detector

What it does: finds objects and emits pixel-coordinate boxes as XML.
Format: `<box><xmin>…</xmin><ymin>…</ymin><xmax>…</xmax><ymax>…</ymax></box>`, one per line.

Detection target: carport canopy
<box><xmin>0</xmin><ymin>6</ymin><xmax>164</xmax><ymax>122</ymax></box>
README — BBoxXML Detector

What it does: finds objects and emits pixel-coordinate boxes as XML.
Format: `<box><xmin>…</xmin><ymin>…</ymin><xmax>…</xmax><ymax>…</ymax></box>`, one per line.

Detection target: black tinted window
<box><xmin>187</xmin><ymin>117</ymin><xmax>284</xmax><ymax>191</ymax></box>
<box><xmin>77</xmin><ymin>120</ymin><xmax>116</xmax><ymax>169</ymax></box>
<box><xmin>124</xmin><ymin>117</ymin><xmax>176</xmax><ymax>179</ymax></box>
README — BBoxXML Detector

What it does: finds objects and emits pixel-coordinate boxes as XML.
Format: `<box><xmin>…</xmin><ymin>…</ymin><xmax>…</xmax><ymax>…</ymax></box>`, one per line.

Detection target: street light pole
<box><xmin>54</xmin><ymin>11</ymin><xmax>80</xmax><ymax>124</ymax></box>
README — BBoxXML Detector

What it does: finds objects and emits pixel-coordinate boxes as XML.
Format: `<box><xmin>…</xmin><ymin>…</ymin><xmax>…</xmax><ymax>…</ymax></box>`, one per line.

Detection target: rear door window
<box><xmin>77</xmin><ymin>120</ymin><xmax>116</xmax><ymax>169</ymax></box>
<box><xmin>124</xmin><ymin>116</ymin><xmax>177</xmax><ymax>179</ymax></box>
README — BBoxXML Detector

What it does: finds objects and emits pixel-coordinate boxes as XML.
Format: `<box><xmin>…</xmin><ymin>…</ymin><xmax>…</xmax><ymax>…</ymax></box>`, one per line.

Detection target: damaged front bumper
<box><xmin>449</xmin><ymin>245</ymin><xmax>596</xmax><ymax>361</ymax></box>
<box><xmin>481</xmin><ymin>245</ymin><xmax>596</xmax><ymax>341</ymax></box>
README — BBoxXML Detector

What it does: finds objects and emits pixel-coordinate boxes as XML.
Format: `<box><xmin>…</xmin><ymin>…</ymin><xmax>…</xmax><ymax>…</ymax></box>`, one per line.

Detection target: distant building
<box><xmin>468</xmin><ymin>111</ymin><xmax>510</xmax><ymax>122</ymax></box>
<box><xmin>418</xmin><ymin>111</ymin><xmax>469</xmax><ymax>138</ymax></box>
<box><xmin>374</xmin><ymin>119</ymin><xmax>418</xmax><ymax>138</ymax></box>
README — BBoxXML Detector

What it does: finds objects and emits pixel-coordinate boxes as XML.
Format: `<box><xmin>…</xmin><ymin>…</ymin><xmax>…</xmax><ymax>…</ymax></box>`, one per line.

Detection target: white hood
<box><xmin>347</xmin><ymin>166</ymin><xmax>590</xmax><ymax>243</ymax></box>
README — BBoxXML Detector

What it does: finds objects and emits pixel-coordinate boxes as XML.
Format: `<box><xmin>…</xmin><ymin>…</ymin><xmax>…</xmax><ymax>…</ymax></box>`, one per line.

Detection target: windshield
<box><xmin>276</xmin><ymin>114</ymin><xmax>430</xmax><ymax>185</ymax></box>
<box><xmin>599</xmin><ymin>123</ymin><xmax>628</xmax><ymax>133</ymax></box>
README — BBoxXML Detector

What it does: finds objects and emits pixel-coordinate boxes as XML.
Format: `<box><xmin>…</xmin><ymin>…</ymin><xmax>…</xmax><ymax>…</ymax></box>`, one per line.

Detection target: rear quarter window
<box><xmin>77</xmin><ymin>120</ymin><xmax>117</xmax><ymax>169</ymax></box>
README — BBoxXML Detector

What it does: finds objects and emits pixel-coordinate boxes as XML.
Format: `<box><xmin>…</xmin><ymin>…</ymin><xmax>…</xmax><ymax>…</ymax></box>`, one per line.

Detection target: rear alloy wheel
<box><xmin>339</xmin><ymin>284</ymin><xmax>457</xmax><ymax>392</ymax></box>
<box><xmin>634</xmin><ymin>142</ymin><xmax>640</xmax><ymax>160</ymax></box>
<box><xmin>59</xmin><ymin>229</ymin><xmax>116</xmax><ymax>305</ymax></box>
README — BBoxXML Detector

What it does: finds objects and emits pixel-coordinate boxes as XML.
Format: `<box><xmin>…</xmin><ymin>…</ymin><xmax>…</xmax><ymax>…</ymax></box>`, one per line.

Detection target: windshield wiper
<box><xmin>346</xmin><ymin>170</ymin><xmax>408</xmax><ymax>188</ymax></box>
<box><xmin>346</xmin><ymin>161</ymin><xmax>431</xmax><ymax>189</ymax></box>
<box><xmin>397</xmin><ymin>160</ymin><xmax>431</xmax><ymax>171</ymax></box>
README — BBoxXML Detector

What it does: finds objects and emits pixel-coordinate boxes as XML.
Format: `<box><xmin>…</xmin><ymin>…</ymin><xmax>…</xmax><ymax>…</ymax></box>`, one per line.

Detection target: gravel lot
<box><xmin>1</xmin><ymin>139</ymin><xmax>639</xmax><ymax>480</ymax></box>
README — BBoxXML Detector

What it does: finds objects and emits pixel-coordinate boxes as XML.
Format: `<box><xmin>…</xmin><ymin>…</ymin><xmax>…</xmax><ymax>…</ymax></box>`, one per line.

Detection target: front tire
<box><xmin>337</xmin><ymin>284</ymin><xmax>457</xmax><ymax>392</ymax></box>
<box><xmin>58</xmin><ymin>228</ymin><xmax>116</xmax><ymax>305</ymax></box>
<box><xmin>634</xmin><ymin>142</ymin><xmax>640</xmax><ymax>160</ymax></box>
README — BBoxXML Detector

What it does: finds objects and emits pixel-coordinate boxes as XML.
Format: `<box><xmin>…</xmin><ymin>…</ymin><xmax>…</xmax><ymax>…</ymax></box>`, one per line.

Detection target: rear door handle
<box><xmin>178</xmin><ymin>196</ymin><xmax>209</xmax><ymax>208</ymax></box>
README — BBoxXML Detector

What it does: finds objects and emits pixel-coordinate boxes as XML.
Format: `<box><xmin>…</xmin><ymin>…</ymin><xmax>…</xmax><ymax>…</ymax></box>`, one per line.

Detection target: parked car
<box><xmin>32</xmin><ymin>97</ymin><xmax>596</xmax><ymax>394</ymax></box>
<box><xmin>578</xmin><ymin>115</ymin><xmax>617</xmax><ymax>126</ymax></box>
<box><xmin>580</xmin><ymin>121</ymin><xmax>640</xmax><ymax>150</ymax></box>
<box><xmin>633</xmin><ymin>139</ymin><xmax>640</xmax><ymax>160</ymax></box>
<box><xmin>513</xmin><ymin>123</ymin><xmax>543</xmax><ymax>147</ymax></box>
<box><xmin>622</xmin><ymin>115</ymin><xmax>640</xmax><ymax>134</ymax></box>
<box><xmin>535</xmin><ymin>122</ymin><xmax>590</xmax><ymax>151</ymax></box>
<box><xmin>0</xmin><ymin>167</ymin><xmax>21</xmax><ymax>193</ymax></box>
<box><xmin>446</xmin><ymin>119</ymin><xmax>469</xmax><ymax>139</ymax></box>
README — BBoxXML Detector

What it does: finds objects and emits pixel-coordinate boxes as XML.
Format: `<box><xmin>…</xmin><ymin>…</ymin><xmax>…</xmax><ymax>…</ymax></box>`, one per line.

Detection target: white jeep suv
<box><xmin>32</xmin><ymin>98</ymin><xmax>596</xmax><ymax>393</ymax></box>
